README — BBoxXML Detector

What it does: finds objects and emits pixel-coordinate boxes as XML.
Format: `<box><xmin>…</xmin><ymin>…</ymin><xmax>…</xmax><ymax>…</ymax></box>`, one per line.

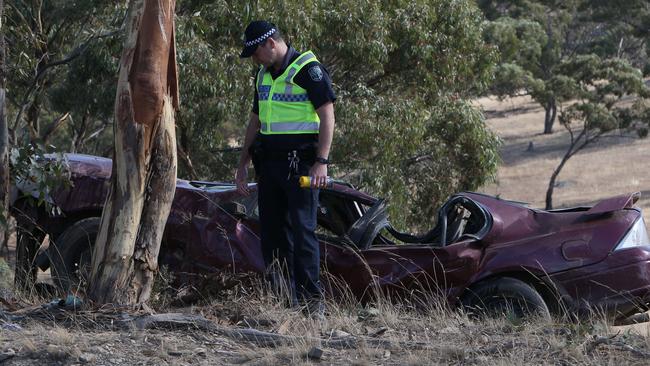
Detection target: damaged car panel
<box><xmin>11</xmin><ymin>153</ymin><xmax>650</xmax><ymax>322</ymax></box>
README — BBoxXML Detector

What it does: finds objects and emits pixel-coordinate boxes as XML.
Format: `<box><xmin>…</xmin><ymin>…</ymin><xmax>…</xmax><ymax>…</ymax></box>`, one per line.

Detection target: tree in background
<box><xmin>5</xmin><ymin>1</ymin><xmax>124</xmax><ymax>290</ymax></box>
<box><xmin>479</xmin><ymin>0</ymin><xmax>650</xmax><ymax>208</ymax></box>
<box><xmin>5</xmin><ymin>1</ymin><xmax>123</xmax><ymax>145</ymax></box>
<box><xmin>480</xmin><ymin>0</ymin><xmax>649</xmax><ymax>134</ymax></box>
<box><xmin>545</xmin><ymin>55</ymin><xmax>650</xmax><ymax>209</ymax></box>
<box><xmin>49</xmin><ymin>38</ymin><xmax>121</xmax><ymax>155</ymax></box>
<box><xmin>88</xmin><ymin>0</ymin><xmax>179</xmax><ymax>305</ymax></box>
<box><xmin>588</xmin><ymin>0</ymin><xmax>650</xmax><ymax>75</ymax></box>
<box><xmin>481</xmin><ymin>0</ymin><xmax>597</xmax><ymax>134</ymax></box>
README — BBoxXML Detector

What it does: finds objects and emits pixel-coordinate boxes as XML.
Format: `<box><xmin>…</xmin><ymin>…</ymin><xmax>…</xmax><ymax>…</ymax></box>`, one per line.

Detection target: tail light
<box><xmin>614</xmin><ymin>217</ymin><xmax>650</xmax><ymax>251</ymax></box>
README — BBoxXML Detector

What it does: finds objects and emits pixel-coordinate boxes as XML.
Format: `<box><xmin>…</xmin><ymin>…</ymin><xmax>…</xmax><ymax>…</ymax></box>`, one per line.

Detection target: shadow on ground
<box><xmin>499</xmin><ymin>130</ymin><xmax>640</xmax><ymax>168</ymax></box>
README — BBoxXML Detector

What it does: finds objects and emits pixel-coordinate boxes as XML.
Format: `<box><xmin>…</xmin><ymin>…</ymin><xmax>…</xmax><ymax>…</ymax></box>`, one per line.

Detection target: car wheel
<box><xmin>49</xmin><ymin>217</ymin><xmax>100</xmax><ymax>294</ymax></box>
<box><xmin>462</xmin><ymin>277</ymin><xmax>551</xmax><ymax>321</ymax></box>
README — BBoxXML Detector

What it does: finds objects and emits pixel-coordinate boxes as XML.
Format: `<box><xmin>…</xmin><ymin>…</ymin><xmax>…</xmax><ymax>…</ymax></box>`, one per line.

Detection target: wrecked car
<box><xmin>11</xmin><ymin>153</ymin><xmax>650</xmax><ymax>323</ymax></box>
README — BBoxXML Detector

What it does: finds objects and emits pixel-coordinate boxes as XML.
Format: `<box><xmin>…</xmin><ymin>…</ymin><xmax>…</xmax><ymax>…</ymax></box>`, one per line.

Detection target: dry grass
<box><xmin>477</xmin><ymin>95</ymin><xmax>650</xmax><ymax>223</ymax></box>
<box><xmin>0</xmin><ymin>258</ymin><xmax>12</xmax><ymax>290</ymax></box>
<box><xmin>2</xmin><ymin>96</ymin><xmax>650</xmax><ymax>364</ymax></box>
<box><xmin>2</xmin><ymin>269</ymin><xmax>650</xmax><ymax>365</ymax></box>
<box><xmin>182</xmin><ymin>275</ymin><xmax>650</xmax><ymax>365</ymax></box>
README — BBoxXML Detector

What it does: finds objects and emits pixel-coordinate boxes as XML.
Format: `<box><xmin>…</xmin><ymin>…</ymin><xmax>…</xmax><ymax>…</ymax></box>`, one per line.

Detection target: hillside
<box><xmin>478</xmin><ymin>95</ymin><xmax>650</xmax><ymax>223</ymax></box>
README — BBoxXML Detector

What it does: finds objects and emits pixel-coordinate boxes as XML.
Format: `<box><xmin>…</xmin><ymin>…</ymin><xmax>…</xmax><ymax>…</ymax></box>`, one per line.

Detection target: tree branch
<box><xmin>11</xmin><ymin>27</ymin><xmax>122</xmax><ymax>131</ymax></box>
<box><xmin>177</xmin><ymin>144</ymin><xmax>198</xmax><ymax>180</ymax></box>
<box><xmin>404</xmin><ymin>153</ymin><xmax>433</xmax><ymax>167</ymax></box>
<box><xmin>39</xmin><ymin>112</ymin><xmax>70</xmax><ymax>144</ymax></box>
<box><xmin>40</xmin><ymin>29</ymin><xmax>121</xmax><ymax>72</ymax></box>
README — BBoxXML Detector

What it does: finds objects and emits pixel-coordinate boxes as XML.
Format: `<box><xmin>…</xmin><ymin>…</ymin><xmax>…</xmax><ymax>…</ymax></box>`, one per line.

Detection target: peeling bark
<box><xmin>88</xmin><ymin>0</ymin><xmax>178</xmax><ymax>305</ymax></box>
<box><xmin>0</xmin><ymin>12</ymin><xmax>9</xmax><ymax>257</ymax></box>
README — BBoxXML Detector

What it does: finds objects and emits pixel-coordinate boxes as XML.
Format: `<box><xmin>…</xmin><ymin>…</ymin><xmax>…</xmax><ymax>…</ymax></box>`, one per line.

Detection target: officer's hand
<box><xmin>235</xmin><ymin>165</ymin><xmax>250</xmax><ymax>196</ymax></box>
<box><xmin>309</xmin><ymin>163</ymin><xmax>328</xmax><ymax>188</ymax></box>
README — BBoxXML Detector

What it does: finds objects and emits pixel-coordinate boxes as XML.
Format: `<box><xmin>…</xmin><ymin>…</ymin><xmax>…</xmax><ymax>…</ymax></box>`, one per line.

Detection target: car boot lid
<box><xmin>584</xmin><ymin>192</ymin><xmax>640</xmax><ymax>216</ymax></box>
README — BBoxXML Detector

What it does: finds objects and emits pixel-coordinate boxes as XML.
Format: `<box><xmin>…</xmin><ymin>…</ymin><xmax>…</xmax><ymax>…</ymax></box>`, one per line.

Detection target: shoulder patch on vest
<box><xmin>308</xmin><ymin>65</ymin><xmax>323</xmax><ymax>82</ymax></box>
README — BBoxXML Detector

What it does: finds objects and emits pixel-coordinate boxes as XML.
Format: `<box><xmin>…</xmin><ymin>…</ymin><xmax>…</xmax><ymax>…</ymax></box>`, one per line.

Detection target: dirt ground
<box><xmin>477</xmin><ymin>95</ymin><xmax>650</xmax><ymax>223</ymax></box>
<box><xmin>3</xmin><ymin>296</ymin><xmax>650</xmax><ymax>366</ymax></box>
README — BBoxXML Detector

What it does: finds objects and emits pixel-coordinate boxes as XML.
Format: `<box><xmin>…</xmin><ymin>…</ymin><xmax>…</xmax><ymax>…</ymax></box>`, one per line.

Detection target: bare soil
<box><xmin>3</xmin><ymin>295</ymin><xmax>650</xmax><ymax>365</ymax></box>
<box><xmin>477</xmin><ymin>95</ymin><xmax>650</xmax><ymax>223</ymax></box>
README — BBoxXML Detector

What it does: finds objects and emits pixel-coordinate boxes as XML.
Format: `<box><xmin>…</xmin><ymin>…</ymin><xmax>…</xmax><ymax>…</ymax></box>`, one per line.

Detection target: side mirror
<box><xmin>222</xmin><ymin>201</ymin><xmax>247</xmax><ymax>219</ymax></box>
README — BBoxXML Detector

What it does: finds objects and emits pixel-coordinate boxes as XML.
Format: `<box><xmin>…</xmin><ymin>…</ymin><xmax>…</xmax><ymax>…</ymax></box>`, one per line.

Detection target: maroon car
<box><xmin>11</xmin><ymin>153</ymin><xmax>650</xmax><ymax>322</ymax></box>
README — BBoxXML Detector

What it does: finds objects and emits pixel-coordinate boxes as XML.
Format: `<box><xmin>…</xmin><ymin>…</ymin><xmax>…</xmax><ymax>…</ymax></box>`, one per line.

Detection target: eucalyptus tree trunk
<box><xmin>543</xmin><ymin>99</ymin><xmax>557</xmax><ymax>134</ymax></box>
<box><xmin>0</xmin><ymin>0</ymin><xmax>9</xmax><ymax>258</ymax></box>
<box><xmin>88</xmin><ymin>0</ymin><xmax>179</xmax><ymax>305</ymax></box>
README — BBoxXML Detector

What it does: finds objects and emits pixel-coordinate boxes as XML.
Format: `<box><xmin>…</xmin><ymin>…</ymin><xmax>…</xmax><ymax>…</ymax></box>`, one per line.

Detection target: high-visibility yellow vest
<box><xmin>257</xmin><ymin>51</ymin><xmax>320</xmax><ymax>135</ymax></box>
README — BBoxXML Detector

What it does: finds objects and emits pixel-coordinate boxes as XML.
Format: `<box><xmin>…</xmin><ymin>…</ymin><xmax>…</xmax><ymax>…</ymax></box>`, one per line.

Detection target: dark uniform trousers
<box><xmin>257</xmin><ymin>153</ymin><xmax>322</xmax><ymax>307</ymax></box>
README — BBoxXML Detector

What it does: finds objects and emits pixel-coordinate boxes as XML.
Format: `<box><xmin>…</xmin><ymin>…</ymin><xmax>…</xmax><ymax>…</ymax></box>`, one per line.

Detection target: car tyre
<box><xmin>49</xmin><ymin>217</ymin><xmax>100</xmax><ymax>295</ymax></box>
<box><xmin>462</xmin><ymin>277</ymin><xmax>551</xmax><ymax>321</ymax></box>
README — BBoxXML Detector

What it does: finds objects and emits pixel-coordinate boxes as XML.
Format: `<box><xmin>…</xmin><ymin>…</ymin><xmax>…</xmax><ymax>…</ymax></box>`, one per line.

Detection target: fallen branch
<box><xmin>9</xmin><ymin>306</ymin><xmax>431</xmax><ymax>350</ymax></box>
<box><xmin>585</xmin><ymin>335</ymin><xmax>650</xmax><ymax>358</ymax></box>
<box><xmin>121</xmin><ymin>312</ymin><xmax>429</xmax><ymax>350</ymax></box>
<box><xmin>478</xmin><ymin>339</ymin><xmax>531</xmax><ymax>356</ymax></box>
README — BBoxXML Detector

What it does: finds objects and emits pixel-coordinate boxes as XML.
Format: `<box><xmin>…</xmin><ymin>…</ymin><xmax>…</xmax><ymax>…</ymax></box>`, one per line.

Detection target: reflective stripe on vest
<box><xmin>257</xmin><ymin>51</ymin><xmax>320</xmax><ymax>135</ymax></box>
<box><xmin>261</xmin><ymin>121</ymin><xmax>320</xmax><ymax>133</ymax></box>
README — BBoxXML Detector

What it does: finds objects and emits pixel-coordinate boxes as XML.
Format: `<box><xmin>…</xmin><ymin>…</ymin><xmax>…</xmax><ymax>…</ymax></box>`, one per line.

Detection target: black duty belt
<box><xmin>261</xmin><ymin>149</ymin><xmax>315</xmax><ymax>161</ymax></box>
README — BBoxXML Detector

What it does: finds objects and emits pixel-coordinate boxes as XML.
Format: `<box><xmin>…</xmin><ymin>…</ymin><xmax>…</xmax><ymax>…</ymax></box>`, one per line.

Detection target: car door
<box><xmin>321</xmin><ymin>239</ymin><xmax>482</xmax><ymax>301</ymax></box>
<box><xmin>174</xmin><ymin>186</ymin><xmax>265</xmax><ymax>275</ymax></box>
<box><xmin>361</xmin><ymin>240</ymin><xmax>483</xmax><ymax>300</ymax></box>
<box><xmin>317</xmin><ymin>190</ymin><xmax>486</xmax><ymax>302</ymax></box>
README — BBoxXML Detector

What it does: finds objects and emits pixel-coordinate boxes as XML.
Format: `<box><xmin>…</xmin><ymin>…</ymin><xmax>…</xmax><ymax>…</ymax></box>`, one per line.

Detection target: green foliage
<box><xmin>47</xmin><ymin>36</ymin><xmax>121</xmax><ymax>155</ymax></box>
<box><xmin>483</xmin><ymin>17</ymin><xmax>546</xmax><ymax>70</ymax></box>
<box><xmin>1</xmin><ymin>0</ymin><xmax>121</xmax><ymax>226</ymax></box>
<box><xmin>50</xmin><ymin>39</ymin><xmax>120</xmax><ymax>122</ymax></box>
<box><xmin>1</xmin><ymin>141</ymin><xmax>69</xmax><ymax>251</ymax></box>
<box><xmin>491</xmin><ymin>63</ymin><xmax>529</xmax><ymax>98</ymax></box>
<box><xmin>5</xmin><ymin>1</ymin><xmax>124</xmax><ymax>127</ymax></box>
<box><xmin>170</xmin><ymin>0</ymin><xmax>500</xmax><ymax>229</ymax></box>
<box><xmin>588</xmin><ymin>0</ymin><xmax>650</xmax><ymax>41</ymax></box>
<box><xmin>7</xmin><ymin>0</ymin><xmax>500</xmax><ymax>230</ymax></box>
<box><xmin>9</xmin><ymin>142</ymin><xmax>71</xmax><ymax>216</ymax></box>
<box><xmin>3</xmin><ymin>1</ymin><xmax>119</xmax><ymax>224</ymax></box>
<box><xmin>480</xmin><ymin>0</ymin><xmax>649</xmax><ymax>133</ymax></box>
<box><xmin>558</xmin><ymin>55</ymin><xmax>650</xmax><ymax>133</ymax></box>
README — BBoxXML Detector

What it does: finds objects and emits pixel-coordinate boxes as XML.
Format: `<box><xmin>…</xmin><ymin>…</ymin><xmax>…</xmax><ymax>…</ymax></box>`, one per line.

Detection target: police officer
<box><xmin>234</xmin><ymin>21</ymin><xmax>335</xmax><ymax>317</ymax></box>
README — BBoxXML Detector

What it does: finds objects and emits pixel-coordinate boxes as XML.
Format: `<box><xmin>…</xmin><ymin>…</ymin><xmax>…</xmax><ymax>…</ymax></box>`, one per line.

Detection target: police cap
<box><xmin>240</xmin><ymin>20</ymin><xmax>277</xmax><ymax>58</ymax></box>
